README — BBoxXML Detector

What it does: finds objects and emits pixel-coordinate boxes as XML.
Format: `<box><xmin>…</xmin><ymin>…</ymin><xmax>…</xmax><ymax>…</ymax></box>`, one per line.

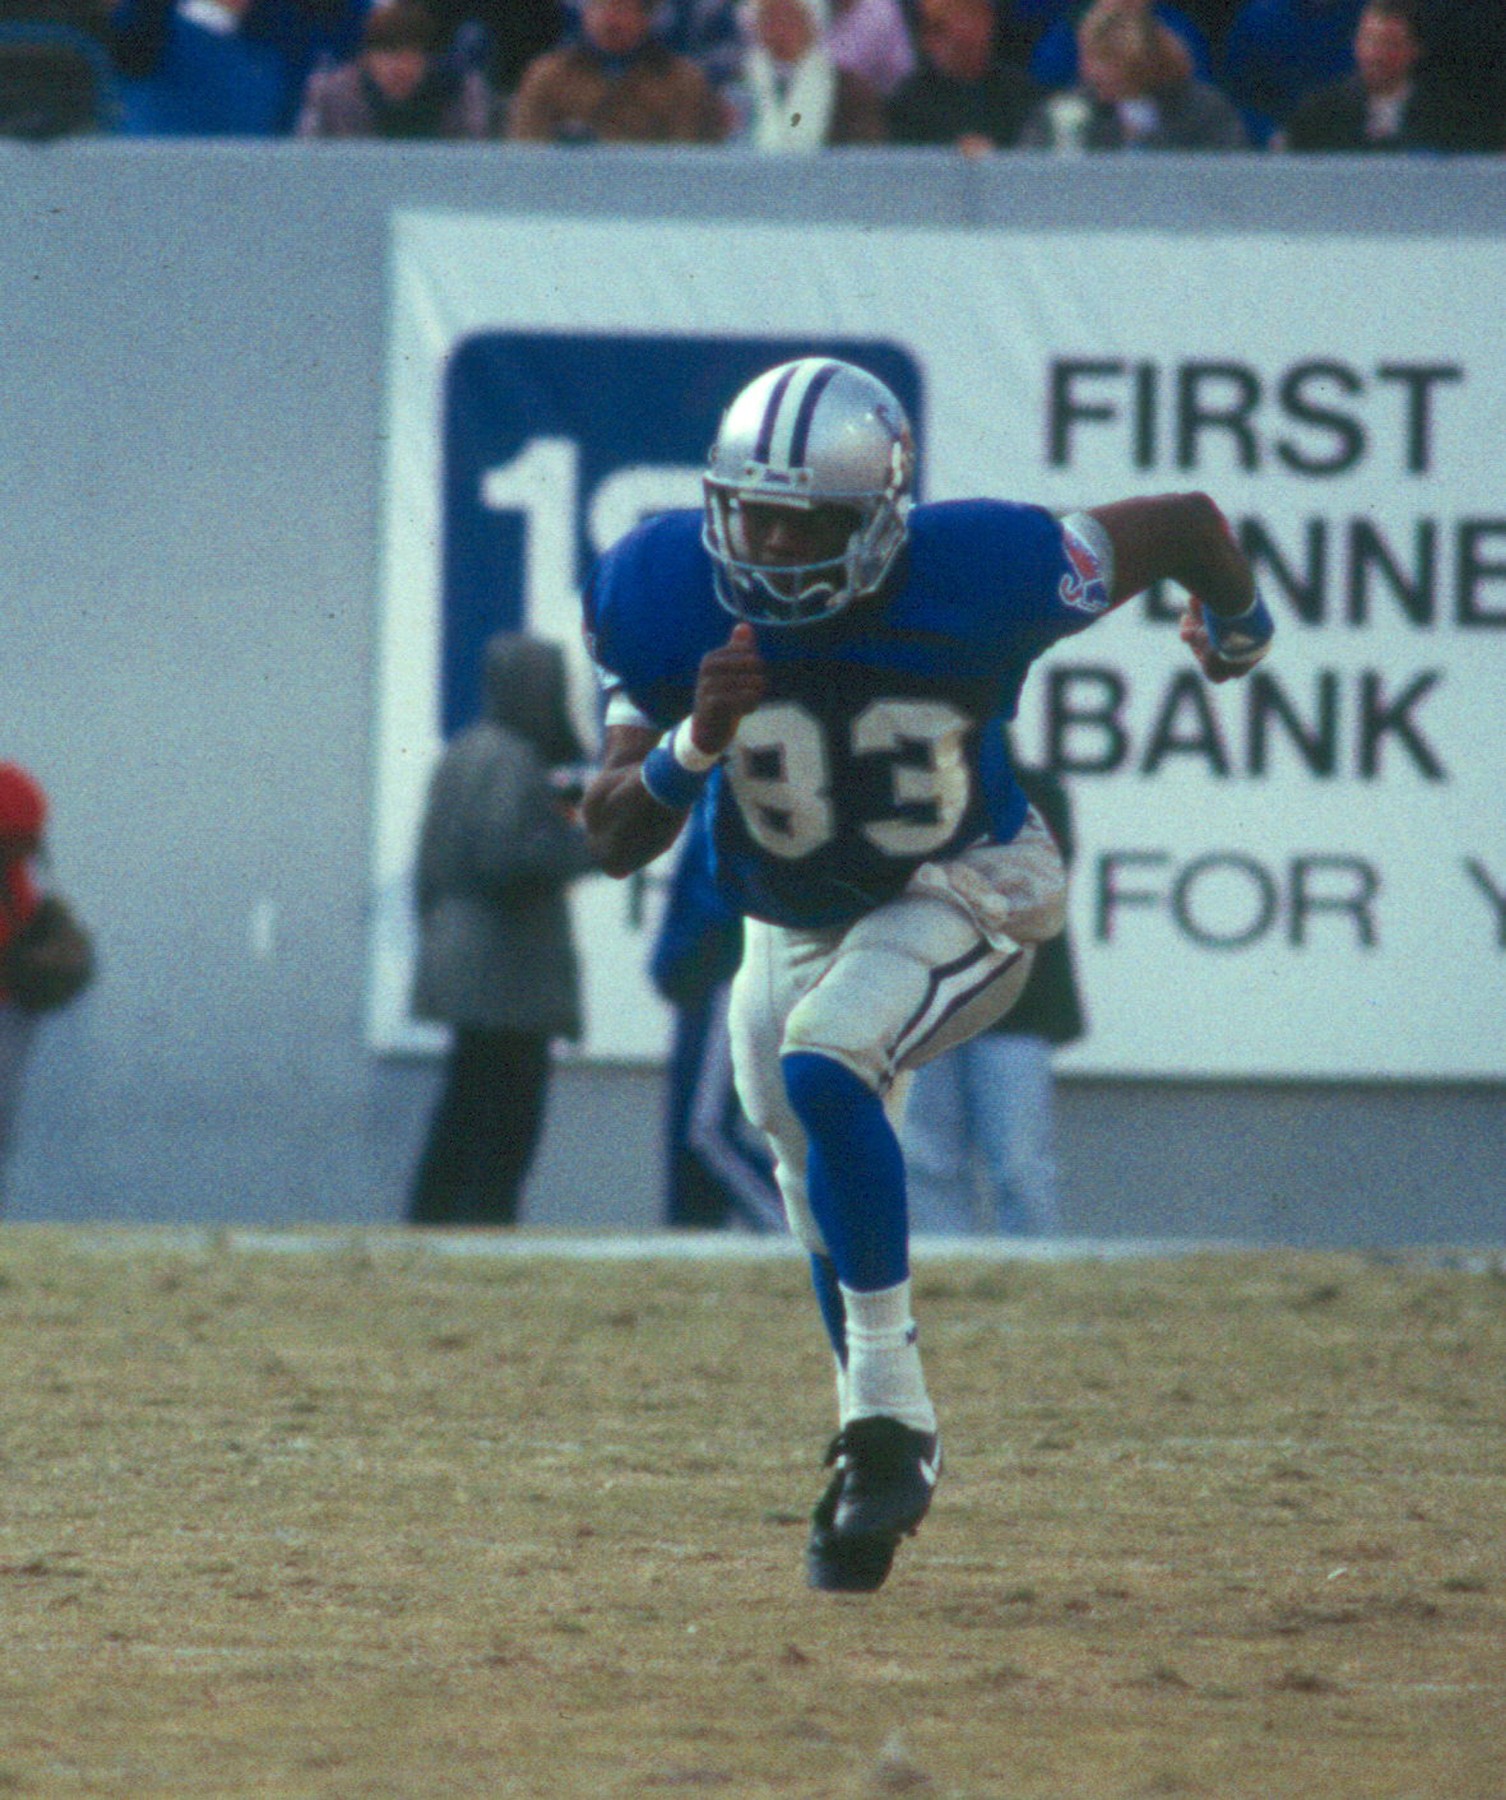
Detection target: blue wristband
<box><xmin>1205</xmin><ymin>588</ymin><xmax>1274</xmax><ymax>667</ymax></box>
<box><xmin>641</xmin><ymin>728</ymin><xmax>714</xmax><ymax>811</ymax></box>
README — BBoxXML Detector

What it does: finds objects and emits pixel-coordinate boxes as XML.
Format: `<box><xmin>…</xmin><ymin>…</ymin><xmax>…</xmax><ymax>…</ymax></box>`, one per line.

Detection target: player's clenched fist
<box><xmin>689</xmin><ymin>623</ymin><xmax>766</xmax><ymax>756</ymax></box>
<box><xmin>1180</xmin><ymin>593</ymin><xmax>1275</xmax><ymax>685</ymax></box>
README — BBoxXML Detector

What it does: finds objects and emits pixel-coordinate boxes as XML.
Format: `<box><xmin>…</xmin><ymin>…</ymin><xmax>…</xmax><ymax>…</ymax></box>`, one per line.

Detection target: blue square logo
<box><xmin>441</xmin><ymin>333</ymin><xmax>924</xmax><ymax>733</ymax></box>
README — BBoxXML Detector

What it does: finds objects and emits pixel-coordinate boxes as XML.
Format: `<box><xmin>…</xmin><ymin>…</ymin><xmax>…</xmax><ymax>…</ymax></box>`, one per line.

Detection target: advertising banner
<box><xmin>370</xmin><ymin>212</ymin><xmax>1505</xmax><ymax>1079</ymax></box>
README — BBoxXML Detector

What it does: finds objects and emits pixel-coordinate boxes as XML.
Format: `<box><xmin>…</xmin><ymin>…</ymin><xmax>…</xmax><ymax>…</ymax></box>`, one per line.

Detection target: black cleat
<box><xmin>805</xmin><ymin>1416</ymin><xmax>941</xmax><ymax>1593</ymax></box>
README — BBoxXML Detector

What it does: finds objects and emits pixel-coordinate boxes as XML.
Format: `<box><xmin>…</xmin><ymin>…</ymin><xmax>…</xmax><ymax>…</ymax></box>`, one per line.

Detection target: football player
<box><xmin>581</xmin><ymin>357</ymin><xmax>1273</xmax><ymax>1592</ymax></box>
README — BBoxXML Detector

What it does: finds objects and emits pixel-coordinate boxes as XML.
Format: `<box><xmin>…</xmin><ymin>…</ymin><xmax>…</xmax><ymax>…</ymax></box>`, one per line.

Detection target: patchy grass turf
<box><xmin>0</xmin><ymin>1229</ymin><xmax>1503</xmax><ymax>1797</ymax></box>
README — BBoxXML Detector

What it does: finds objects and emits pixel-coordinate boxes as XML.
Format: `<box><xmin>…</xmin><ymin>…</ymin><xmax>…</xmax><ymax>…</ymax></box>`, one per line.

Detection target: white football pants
<box><xmin>727</xmin><ymin>812</ymin><xmax>1068</xmax><ymax>1254</ymax></box>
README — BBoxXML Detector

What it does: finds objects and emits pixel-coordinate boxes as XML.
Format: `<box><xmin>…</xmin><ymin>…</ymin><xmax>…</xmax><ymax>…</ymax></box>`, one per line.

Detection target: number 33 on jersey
<box><xmin>585</xmin><ymin>498</ymin><xmax>1115</xmax><ymax>930</ymax></box>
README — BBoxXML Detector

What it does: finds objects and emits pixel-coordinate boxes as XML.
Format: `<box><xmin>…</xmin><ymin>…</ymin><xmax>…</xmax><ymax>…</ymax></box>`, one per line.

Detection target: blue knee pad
<box><xmin>782</xmin><ymin>1051</ymin><xmax>909</xmax><ymax>1293</ymax></box>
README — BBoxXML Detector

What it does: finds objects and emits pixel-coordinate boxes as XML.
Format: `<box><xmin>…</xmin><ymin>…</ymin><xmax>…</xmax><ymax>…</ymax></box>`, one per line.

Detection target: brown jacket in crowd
<box><xmin>507</xmin><ymin>40</ymin><xmax>725</xmax><ymax>143</ymax></box>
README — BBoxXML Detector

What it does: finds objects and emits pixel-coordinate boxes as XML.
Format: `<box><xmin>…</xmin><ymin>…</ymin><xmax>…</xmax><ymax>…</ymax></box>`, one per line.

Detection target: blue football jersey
<box><xmin>585</xmin><ymin>500</ymin><xmax>1112</xmax><ymax>928</ymax></box>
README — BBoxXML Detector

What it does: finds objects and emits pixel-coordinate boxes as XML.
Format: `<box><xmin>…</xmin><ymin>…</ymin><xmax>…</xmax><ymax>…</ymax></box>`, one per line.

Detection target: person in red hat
<box><xmin>0</xmin><ymin>763</ymin><xmax>48</xmax><ymax>1199</ymax></box>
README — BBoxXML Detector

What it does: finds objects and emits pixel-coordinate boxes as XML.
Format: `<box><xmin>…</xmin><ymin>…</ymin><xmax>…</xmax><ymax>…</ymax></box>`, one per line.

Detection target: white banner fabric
<box><xmin>370</xmin><ymin>213</ymin><xmax>1506</xmax><ymax>1080</ymax></box>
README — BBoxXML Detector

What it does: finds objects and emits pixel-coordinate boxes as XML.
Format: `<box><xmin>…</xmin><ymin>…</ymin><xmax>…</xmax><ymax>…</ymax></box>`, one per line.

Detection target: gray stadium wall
<box><xmin>3</xmin><ymin>140</ymin><xmax>1503</xmax><ymax>1244</ymax></box>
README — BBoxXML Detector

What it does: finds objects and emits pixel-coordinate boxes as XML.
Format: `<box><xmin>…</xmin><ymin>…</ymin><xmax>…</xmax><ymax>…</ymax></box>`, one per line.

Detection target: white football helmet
<box><xmin>702</xmin><ymin>358</ymin><xmax>915</xmax><ymax>627</ymax></box>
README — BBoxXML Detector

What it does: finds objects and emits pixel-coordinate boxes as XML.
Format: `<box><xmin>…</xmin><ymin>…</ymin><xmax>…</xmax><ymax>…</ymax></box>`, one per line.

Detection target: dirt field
<box><xmin>1</xmin><ymin>1229</ymin><xmax>1502</xmax><ymax>1798</ymax></box>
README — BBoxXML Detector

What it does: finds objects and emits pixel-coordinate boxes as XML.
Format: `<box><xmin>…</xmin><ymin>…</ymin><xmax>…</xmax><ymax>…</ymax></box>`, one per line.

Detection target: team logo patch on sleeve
<box><xmin>1058</xmin><ymin>519</ymin><xmax>1111</xmax><ymax>616</ymax></box>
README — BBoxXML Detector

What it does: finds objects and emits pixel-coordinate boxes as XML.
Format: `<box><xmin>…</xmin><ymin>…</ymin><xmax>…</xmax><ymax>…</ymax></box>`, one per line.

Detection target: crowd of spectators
<box><xmin>1</xmin><ymin>0</ymin><xmax>1501</xmax><ymax>149</ymax></box>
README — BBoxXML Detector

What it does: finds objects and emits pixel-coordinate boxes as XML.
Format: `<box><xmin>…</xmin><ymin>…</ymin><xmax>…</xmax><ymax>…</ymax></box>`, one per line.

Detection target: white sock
<box><xmin>839</xmin><ymin>1278</ymin><xmax>937</xmax><ymax>1435</ymax></box>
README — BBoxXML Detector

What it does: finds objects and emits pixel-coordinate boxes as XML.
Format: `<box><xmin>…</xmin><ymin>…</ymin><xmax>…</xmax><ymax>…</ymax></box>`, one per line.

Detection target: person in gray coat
<box><xmin>407</xmin><ymin>633</ymin><xmax>598</xmax><ymax>1225</ymax></box>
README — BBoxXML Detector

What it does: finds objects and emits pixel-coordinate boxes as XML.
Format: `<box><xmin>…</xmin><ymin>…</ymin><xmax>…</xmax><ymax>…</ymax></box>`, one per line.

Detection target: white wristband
<box><xmin>669</xmin><ymin>718</ymin><xmax>720</xmax><ymax>773</ymax></box>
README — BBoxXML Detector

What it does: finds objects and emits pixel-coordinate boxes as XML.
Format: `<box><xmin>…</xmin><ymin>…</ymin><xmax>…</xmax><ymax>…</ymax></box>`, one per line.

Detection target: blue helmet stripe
<box><xmin>754</xmin><ymin>363</ymin><xmax>801</xmax><ymax>465</ymax></box>
<box><xmin>788</xmin><ymin>361</ymin><xmax>841</xmax><ymax>467</ymax></box>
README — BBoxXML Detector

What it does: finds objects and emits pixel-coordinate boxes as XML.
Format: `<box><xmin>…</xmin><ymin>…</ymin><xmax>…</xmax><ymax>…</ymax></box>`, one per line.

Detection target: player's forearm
<box><xmin>581</xmin><ymin>732</ymin><xmax>690</xmax><ymax>878</ymax></box>
<box><xmin>1090</xmin><ymin>492</ymin><xmax>1255</xmax><ymax>616</ymax></box>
